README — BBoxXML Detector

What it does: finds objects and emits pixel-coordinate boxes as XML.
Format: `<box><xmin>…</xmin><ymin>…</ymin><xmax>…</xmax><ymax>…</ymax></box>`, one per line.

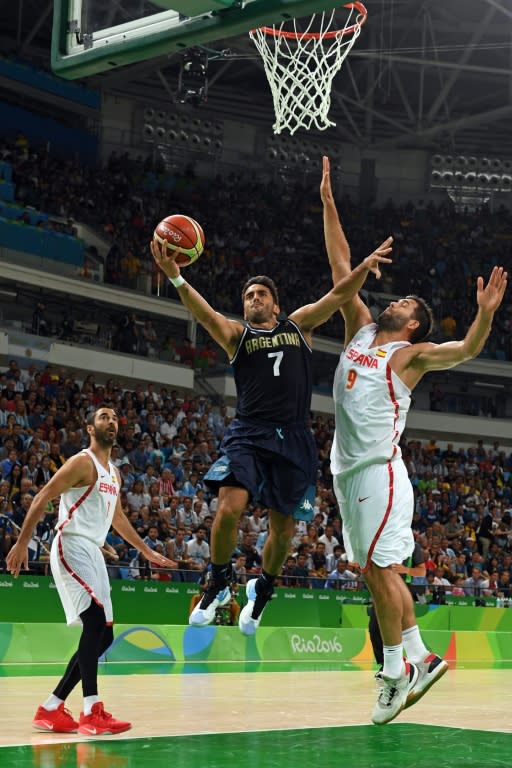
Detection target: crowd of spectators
<box><xmin>1</xmin><ymin>359</ymin><xmax>512</xmax><ymax>604</ymax></box>
<box><xmin>2</xmin><ymin>132</ymin><xmax>511</xmax><ymax>360</ymax></box>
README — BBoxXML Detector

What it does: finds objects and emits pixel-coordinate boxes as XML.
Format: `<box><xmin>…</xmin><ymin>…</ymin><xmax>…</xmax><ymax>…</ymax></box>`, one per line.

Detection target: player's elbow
<box><xmin>460</xmin><ymin>340</ymin><xmax>484</xmax><ymax>363</ymax></box>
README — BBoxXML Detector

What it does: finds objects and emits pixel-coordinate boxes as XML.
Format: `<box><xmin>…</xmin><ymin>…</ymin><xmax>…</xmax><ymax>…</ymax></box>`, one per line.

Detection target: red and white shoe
<box><xmin>32</xmin><ymin>702</ymin><xmax>78</xmax><ymax>733</ymax></box>
<box><xmin>405</xmin><ymin>653</ymin><xmax>449</xmax><ymax>709</ymax></box>
<box><xmin>78</xmin><ymin>702</ymin><xmax>132</xmax><ymax>736</ymax></box>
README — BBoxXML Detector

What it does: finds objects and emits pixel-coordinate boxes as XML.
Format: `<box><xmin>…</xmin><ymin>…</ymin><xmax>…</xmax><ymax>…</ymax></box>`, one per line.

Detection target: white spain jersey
<box><xmin>330</xmin><ymin>323</ymin><xmax>411</xmax><ymax>477</ymax></box>
<box><xmin>56</xmin><ymin>448</ymin><xmax>119</xmax><ymax>546</ymax></box>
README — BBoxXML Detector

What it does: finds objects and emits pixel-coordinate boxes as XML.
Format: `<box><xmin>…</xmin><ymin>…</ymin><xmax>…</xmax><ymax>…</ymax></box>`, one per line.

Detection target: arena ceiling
<box><xmin>0</xmin><ymin>0</ymin><xmax>511</xmax><ymax>156</ymax></box>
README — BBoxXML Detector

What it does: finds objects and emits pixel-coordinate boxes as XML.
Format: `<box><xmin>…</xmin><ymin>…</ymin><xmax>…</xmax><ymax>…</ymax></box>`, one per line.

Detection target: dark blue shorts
<box><xmin>204</xmin><ymin>418</ymin><xmax>317</xmax><ymax>519</ymax></box>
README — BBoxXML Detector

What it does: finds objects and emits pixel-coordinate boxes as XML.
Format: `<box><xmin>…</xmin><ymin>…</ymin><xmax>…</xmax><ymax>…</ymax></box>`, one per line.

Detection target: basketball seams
<box><xmin>186</xmin><ymin>216</ymin><xmax>202</xmax><ymax>259</ymax></box>
<box><xmin>154</xmin><ymin>214</ymin><xmax>205</xmax><ymax>266</ymax></box>
<box><xmin>154</xmin><ymin>232</ymin><xmax>198</xmax><ymax>264</ymax></box>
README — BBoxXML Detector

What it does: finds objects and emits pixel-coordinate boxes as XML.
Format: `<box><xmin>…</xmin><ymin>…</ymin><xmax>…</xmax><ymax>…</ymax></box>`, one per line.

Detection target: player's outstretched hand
<box><xmin>320</xmin><ymin>155</ymin><xmax>335</xmax><ymax>206</ymax></box>
<box><xmin>6</xmin><ymin>541</ymin><xmax>29</xmax><ymax>577</ymax></box>
<box><xmin>362</xmin><ymin>237</ymin><xmax>393</xmax><ymax>279</ymax></box>
<box><xmin>477</xmin><ymin>266</ymin><xmax>508</xmax><ymax>314</ymax></box>
<box><xmin>150</xmin><ymin>237</ymin><xmax>180</xmax><ymax>279</ymax></box>
<box><xmin>144</xmin><ymin>548</ymin><xmax>177</xmax><ymax>570</ymax></box>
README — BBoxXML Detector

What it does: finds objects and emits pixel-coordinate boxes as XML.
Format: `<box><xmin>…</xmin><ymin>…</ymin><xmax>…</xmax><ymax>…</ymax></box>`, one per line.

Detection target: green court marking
<box><xmin>3</xmin><ymin>659</ymin><xmax>512</xmax><ymax>678</ymax></box>
<box><xmin>0</xmin><ymin>661</ymin><xmax>373</xmax><ymax>677</ymax></box>
<box><xmin>2</xmin><ymin>725</ymin><xmax>512</xmax><ymax>768</ymax></box>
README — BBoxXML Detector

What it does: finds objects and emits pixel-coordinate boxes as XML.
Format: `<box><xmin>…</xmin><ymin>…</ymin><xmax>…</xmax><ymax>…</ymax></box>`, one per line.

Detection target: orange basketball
<box><xmin>153</xmin><ymin>214</ymin><xmax>205</xmax><ymax>267</ymax></box>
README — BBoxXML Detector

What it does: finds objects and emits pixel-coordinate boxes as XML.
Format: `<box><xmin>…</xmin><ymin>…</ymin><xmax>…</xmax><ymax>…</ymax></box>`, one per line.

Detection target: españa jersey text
<box><xmin>56</xmin><ymin>448</ymin><xmax>119</xmax><ymax>546</ymax></box>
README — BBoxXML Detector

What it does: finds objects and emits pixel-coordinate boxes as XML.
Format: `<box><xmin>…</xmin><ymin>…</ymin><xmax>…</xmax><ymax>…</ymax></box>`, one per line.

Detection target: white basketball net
<box><xmin>249</xmin><ymin>5</ymin><xmax>366</xmax><ymax>135</ymax></box>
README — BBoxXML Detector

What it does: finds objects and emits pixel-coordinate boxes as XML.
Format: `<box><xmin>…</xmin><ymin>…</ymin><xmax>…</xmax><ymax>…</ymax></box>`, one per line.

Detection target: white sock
<box><xmin>383</xmin><ymin>643</ymin><xmax>404</xmax><ymax>679</ymax></box>
<box><xmin>402</xmin><ymin>625</ymin><xmax>429</xmax><ymax>663</ymax></box>
<box><xmin>83</xmin><ymin>695</ymin><xmax>100</xmax><ymax>716</ymax></box>
<box><xmin>43</xmin><ymin>694</ymin><xmax>64</xmax><ymax>711</ymax></box>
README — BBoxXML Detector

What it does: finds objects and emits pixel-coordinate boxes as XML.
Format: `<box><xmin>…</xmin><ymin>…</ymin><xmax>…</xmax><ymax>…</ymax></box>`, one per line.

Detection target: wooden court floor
<box><xmin>1</xmin><ymin>668</ymin><xmax>511</xmax><ymax>767</ymax></box>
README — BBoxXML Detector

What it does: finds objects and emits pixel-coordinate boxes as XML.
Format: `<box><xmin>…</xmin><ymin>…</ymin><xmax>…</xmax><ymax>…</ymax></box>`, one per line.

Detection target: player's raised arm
<box><xmin>321</xmin><ymin>155</ymin><xmax>351</xmax><ymax>281</ymax></box>
<box><xmin>151</xmin><ymin>237</ymin><xmax>242</xmax><ymax>358</ymax></box>
<box><xmin>321</xmin><ymin>156</ymin><xmax>373</xmax><ymax>340</ymax></box>
<box><xmin>403</xmin><ymin>266</ymin><xmax>508</xmax><ymax>379</ymax></box>
<box><xmin>291</xmin><ymin>238</ymin><xmax>393</xmax><ymax>336</ymax></box>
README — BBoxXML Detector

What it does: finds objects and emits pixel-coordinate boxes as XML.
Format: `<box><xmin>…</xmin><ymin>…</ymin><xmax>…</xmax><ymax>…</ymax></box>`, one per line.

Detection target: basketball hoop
<box><xmin>249</xmin><ymin>3</ymin><xmax>368</xmax><ymax>135</ymax></box>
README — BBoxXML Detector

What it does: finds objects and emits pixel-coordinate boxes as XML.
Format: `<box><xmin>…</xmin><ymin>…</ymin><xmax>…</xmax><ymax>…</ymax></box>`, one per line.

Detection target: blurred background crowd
<box><xmin>2</xmin><ymin>132</ymin><xmax>511</xmax><ymax>360</ymax></box>
<box><xmin>1</xmin><ymin>359</ymin><xmax>512</xmax><ymax>604</ymax></box>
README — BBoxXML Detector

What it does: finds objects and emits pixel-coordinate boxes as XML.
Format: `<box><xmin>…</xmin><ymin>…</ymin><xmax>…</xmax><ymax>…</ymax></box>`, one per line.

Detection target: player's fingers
<box><xmin>498</xmin><ymin>272</ymin><xmax>508</xmax><ymax>296</ymax></box>
<box><xmin>156</xmin><ymin>245</ymin><xmax>168</xmax><ymax>264</ymax></box>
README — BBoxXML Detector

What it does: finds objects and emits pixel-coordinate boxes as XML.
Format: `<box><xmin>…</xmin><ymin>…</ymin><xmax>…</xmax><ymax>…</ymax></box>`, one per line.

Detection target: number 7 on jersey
<box><xmin>268</xmin><ymin>351</ymin><xmax>283</xmax><ymax>376</ymax></box>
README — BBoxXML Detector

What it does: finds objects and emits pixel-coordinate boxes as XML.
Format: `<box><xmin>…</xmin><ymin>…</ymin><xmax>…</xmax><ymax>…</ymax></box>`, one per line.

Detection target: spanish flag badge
<box><xmin>375</xmin><ymin>348</ymin><xmax>387</xmax><ymax>358</ymax></box>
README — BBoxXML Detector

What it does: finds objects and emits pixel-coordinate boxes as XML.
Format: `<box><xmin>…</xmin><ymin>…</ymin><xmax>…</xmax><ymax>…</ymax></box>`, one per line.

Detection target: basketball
<box><xmin>153</xmin><ymin>214</ymin><xmax>205</xmax><ymax>267</ymax></box>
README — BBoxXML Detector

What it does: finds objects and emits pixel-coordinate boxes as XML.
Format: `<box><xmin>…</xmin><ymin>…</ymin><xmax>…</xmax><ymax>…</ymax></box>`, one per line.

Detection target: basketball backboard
<box><xmin>52</xmin><ymin>0</ymin><xmax>341</xmax><ymax>79</ymax></box>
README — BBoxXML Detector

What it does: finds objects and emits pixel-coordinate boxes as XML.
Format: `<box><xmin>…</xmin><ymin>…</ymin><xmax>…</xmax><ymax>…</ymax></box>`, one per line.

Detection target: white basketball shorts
<box><xmin>333</xmin><ymin>459</ymin><xmax>414</xmax><ymax>571</ymax></box>
<box><xmin>50</xmin><ymin>532</ymin><xmax>113</xmax><ymax>626</ymax></box>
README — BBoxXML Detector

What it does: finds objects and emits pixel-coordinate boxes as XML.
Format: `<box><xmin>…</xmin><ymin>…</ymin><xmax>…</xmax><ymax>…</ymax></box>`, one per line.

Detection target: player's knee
<box><xmin>216</xmin><ymin>502</ymin><xmax>242</xmax><ymax>525</ymax></box>
<box><xmin>268</xmin><ymin>512</ymin><xmax>295</xmax><ymax>540</ymax></box>
<box><xmin>80</xmin><ymin>600</ymin><xmax>108</xmax><ymax>635</ymax></box>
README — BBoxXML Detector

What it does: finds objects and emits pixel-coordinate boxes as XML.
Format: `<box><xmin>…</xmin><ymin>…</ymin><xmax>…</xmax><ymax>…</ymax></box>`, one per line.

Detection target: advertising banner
<box><xmin>1</xmin><ymin>622</ymin><xmax>510</xmax><ymax>670</ymax></box>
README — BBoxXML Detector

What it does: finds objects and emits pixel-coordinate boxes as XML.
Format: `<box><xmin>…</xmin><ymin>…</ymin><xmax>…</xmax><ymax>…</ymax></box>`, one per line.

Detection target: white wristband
<box><xmin>168</xmin><ymin>275</ymin><xmax>185</xmax><ymax>288</ymax></box>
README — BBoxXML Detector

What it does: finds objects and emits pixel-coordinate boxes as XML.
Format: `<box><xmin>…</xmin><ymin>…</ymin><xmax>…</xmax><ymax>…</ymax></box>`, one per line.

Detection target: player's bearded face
<box><xmin>93</xmin><ymin>420</ymin><xmax>118</xmax><ymax>447</ymax></box>
<box><xmin>377</xmin><ymin>307</ymin><xmax>411</xmax><ymax>333</ymax></box>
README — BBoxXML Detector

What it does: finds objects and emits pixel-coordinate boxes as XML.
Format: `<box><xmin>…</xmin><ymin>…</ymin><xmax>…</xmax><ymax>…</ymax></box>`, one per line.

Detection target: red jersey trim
<box><xmin>385</xmin><ymin>363</ymin><xmax>399</xmax><ymax>459</ymax></box>
<box><xmin>362</xmin><ymin>461</ymin><xmax>394</xmax><ymax>573</ymax></box>
<box><xmin>57</xmin><ymin>482</ymin><xmax>95</xmax><ymax>532</ymax></box>
<box><xmin>56</xmin><ymin>533</ymin><xmax>105</xmax><ymax>612</ymax></box>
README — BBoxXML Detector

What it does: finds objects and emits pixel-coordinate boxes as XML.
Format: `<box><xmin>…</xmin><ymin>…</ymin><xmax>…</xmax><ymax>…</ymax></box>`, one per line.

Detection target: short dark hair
<box><xmin>241</xmin><ymin>275</ymin><xmax>279</xmax><ymax>306</ymax></box>
<box><xmin>86</xmin><ymin>406</ymin><xmax>118</xmax><ymax>426</ymax></box>
<box><xmin>406</xmin><ymin>295</ymin><xmax>434</xmax><ymax>343</ymax></box>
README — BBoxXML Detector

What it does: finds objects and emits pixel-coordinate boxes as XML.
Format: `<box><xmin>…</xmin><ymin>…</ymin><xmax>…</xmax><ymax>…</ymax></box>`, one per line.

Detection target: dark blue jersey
<box><xmin>231</xmin><ymin>318</ymin><xmax>312</xmax><ymax>425</ymax></box>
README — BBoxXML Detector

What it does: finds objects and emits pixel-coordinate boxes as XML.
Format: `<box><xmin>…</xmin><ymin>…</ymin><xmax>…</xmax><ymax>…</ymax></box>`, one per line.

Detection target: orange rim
<box><xmin>250</xmin><ymin>2</ymin><xmax>368</xmax><ymax>40</ymax></box>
